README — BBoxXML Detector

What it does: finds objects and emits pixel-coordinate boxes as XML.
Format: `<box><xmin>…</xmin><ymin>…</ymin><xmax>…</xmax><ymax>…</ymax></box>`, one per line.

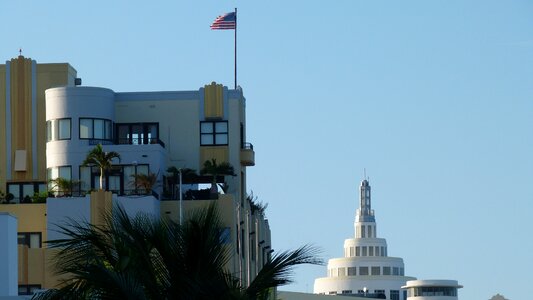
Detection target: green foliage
<box><xmin>36</xmin><ymin>205</ymin><xmax>322</xmax><ymax>300</ymax></box>
<box><xmin>200</xmin><ymin>159</ymin><xmax>236</xmax><ymax>197</ymax></box>
<box><xmin>49</xmin><ymin>178</ymin><xmax>79</xmax><ymax>197</ymax></box>
<box><xmin>131</xmin><ymin>172</ymin><xmax>158</xmax><ymax>194</ymax></box>
<box><xmin>166</xmin><ymin>167</ymin><xmax>198</xmax><ymax>183</ymax></box>
<box><xmin>247</xmin><ymin>192</ymin><xmax>268</xmax><ymax>216</ymax></box>
<box><xmin>32</xmin><ymin>191</ymin><xmax>49</xmax><ymax>203</ymax></box>
<box><xmin>82</xmin><ymin>144</ymin><xmax>121</xmax><ymax>190</ymax></box>
<box><xmin>200</xmin><ymin>159</ymin><xmax>236</xmax><ymax>182</ymax></box>
<box><xmin>0</xmin><ymin>190</ymin><xmax>15</xmax><ymax>204</ymax></box>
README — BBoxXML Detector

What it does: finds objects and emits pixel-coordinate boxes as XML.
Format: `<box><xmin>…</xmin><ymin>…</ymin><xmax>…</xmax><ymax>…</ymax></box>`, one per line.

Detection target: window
<box><xmin>59</xmin><ymin>119</ymin><xmax>71</xmax><ymax>139</ymax></box>
<box><xmin>361</xmin><ymin>225</ymin><xmax>366</xmax><ymax>238</ymax></box>
<box><xmin>362</xmin><ymin>246</ymin><xmax>367</xmax><ymax>256</ymax></box>
<box><xmin>341</xmin><ymin>290</ymin><xmax>352</xmax><ymax>294</ymax></box>
<box><xmin>18</xmin><ymin>285</ymin><xmax>41</xmax><ymax>296</ymax></box>
<box><xmin>80</xmin><ymin>118</ymin><xmax>112</xmax><ymax>140</ymax></box>
<box><xmin>220</xmin><ymin>227</ymin><xmax>231</xmax><ymax>244</ymax></box>
<box><xmin>359</xmin><ymin>267</ymin><xmax>369</xmax><ymax>275</ymax></box>
<box><xmin>46</xmin><ymin>118</ymin><xmax>71</xmax><ymax>141</ymax></box>
<box><xmin>374</xmin><ymin>290</ymin><xmax>385</xmax><ymax>296</ymax></box>
<box><xmin>48</xmin><ymin>166</ymin><xmax>72</xmax><ymax>181</ymax></box>
<box><xmin>80</xmin><ymin>118</ymin><xmax>93</xmax><ymax>138</ymax></box>
<box><xmin>411</xmin><ymin>287</ymin><xmax>456</xmax><ymax>296</ymax></box>
<box><xmin>390</xmin><ymin>290</ymin><xmax>400</xmax><ymax>300</ymax></box>
<box><xmin>376</xmin><ymin>246</ymin><xmax>380</xmax><ymax>256</ymax></box>
<box><xmin>347</xmin><ymin>267</ymin><xmax>356</xmax><ymax>276</ymax></box>
<box><xmin>48</xmin><ymin>166</ymin><xmax>73</xmax><ymax>195</ymax></box>
<box><xmin>393</xmin><ymin>267</ymin><xmax>399</xmax><ymax>275</ymax></box>
<box><xmin>116</xmin><ymin>123</ymin><xmax>160</xmax><ymax>145</ymax></box>
<box><xmin>18</xmin><ymin>232</ymin><xmax>42</xmax><ymax>248</ymax></box>
<box><xmin>356</xmin><ymin>246</ymin><xmax>360</xmax><ymax>256</ymax></box>
<box><xmin>6</xmin><ymin>182</ymin><xmax>46</xmax><ymax>204</ymax></box>
<box><xmin>371</xmin><ymin>266</ymin><xmax>380</xmax><ymax>275</ymax></box>
<box><xmin>79</xmin><ymin>166</ymin><xmax>91</xmax><ymax>192</ymax></box>
<box><xmin>241</xmin><ymin>228</ymin><xmax>245</xmax><ymax>258</ymax></box>
<box><xmin>383</xmin><ymin>266</ymin><xmax>391</xmax><ymax>275</ymax></box>
<box><xmin>200</xmin><ymin>121</ymin><xmax>228</xmax><ymax>145</ymax></box>
<box><xmin>369</xmin><ymin>246</ymin><xmax>374</xmax><ymax>256</ymax></box>
<box><xmin>250</xmin><ymin>237</ymin><xmax>256</xmax><ymax>261</ymax></box>
<box><xmin>46</xmin><ymin>120</ymin><xmax>52</xmax><ymax>142</ymax></box>
<box><xmin>349</xmin><ymin>247</ymin><xmax>354</xmax><ymax>257</ymax></box>
<box><xmin>400</xmin><ymin>267</ymin><xmax>404</xmax><ymax>276</ymax></box>
<box><xmin>338</xmin><ymin>267</ymin><xmax>346</xmax><ymax>277</ymax></box>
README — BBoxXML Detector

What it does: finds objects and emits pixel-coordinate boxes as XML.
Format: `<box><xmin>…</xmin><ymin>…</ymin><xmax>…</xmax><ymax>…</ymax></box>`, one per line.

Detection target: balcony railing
<box><xmin>240</xmin><ymin>142</ymin><xmax>255</xmax><ymax>166</ymax></box>
<box><xmin>242</xmin><ymin>142</ymin><xmax>254</xmax><ymax>150</ymax></box>
<box><xmin>89</xmin><ymin>138</ymin><xmax>165</xmax><ymax>148</ymax></box>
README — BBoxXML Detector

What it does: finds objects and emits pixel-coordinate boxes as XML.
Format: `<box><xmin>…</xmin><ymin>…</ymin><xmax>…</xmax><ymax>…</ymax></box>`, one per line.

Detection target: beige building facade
<box><xmin>0</xmin><ymin>56</ymin><xmax>269</xmax><ymax>296</ymax></box>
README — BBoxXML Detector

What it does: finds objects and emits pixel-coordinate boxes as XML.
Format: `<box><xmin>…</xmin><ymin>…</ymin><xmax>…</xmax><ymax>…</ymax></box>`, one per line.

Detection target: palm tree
<box><xmin>36</xmin><ymin>205</ymin><xmax>322</xmax><ymax>300</ymax></box>
<box><xmin>200</xmin><ymin>159</ymin><xmax>236</xmax><ymax>197</ymax></box>
<box><xmin>82</xmin><ymin>144</ymin><xmax>120</xmax><ymax>190</ymax></box>
<box><xmin>49</xmin><ymin>178</ymin><xmax>80</xmax><ymax>197</ymax></box>
<box><xmin>131</xmin><ymin>172</ymin><xmax>158</xmax><ymax>195</ymax></box>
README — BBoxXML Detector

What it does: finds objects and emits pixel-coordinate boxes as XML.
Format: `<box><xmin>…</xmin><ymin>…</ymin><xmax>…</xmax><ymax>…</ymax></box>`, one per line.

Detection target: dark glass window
<box><xmin>115</xmin><ymin>123</ymin><xmax>159</xmax><ymax>145</ymax></box>
<box><xmin>18</xmin><ymin>232</ymin><xmax>42</xmax><ymax>248</ymax></box>
<box><xmin>200</xmin><ymin>121</ymin><xmax>228</xmax><ymax>145</ymax></box>
<box><xmin>46</xmin><ymin>118</ymin><xmax>71</xmax><ymax>141</ymax></box>
<box><xmin>18</xmin><ymin>285</ymin><xmax>42</xmax><ymax>296</ymax></box>
<box><xmin>80</xmin><ymin>118</ymin><xmax>112</xmax><ymax>140</ymax></box>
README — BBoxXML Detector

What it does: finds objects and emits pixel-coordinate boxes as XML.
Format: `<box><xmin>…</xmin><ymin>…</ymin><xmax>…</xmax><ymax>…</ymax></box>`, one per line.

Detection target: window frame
<box><xmin>46</xmin><ymin>118</ymin><xmax>72</xmax><ymax>142</ymax></box>
<box><xmin>18</xmin><ymin>232</ymin><xmax>42</xmax><ymax>248</ymax></box>
<box><xmin>200</xmin><ymin>121</ymin><xmax>229</xmax><ymax>146</ymax></box>
<box><xmin>79</xmin><ymin>118</ymin><xmax>113</xmax><ymax>140</ymax></box>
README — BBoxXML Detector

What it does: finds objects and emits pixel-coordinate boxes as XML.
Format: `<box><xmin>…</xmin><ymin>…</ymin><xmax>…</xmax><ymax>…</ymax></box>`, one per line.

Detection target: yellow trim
<box><xmin>200</xmin><ymin>146</ymin><xmax>229</xmax><ymax>167</ymax></box>
<box><xmin>204</xmin><ymin>82</ymin><xmax>224</xmax><ymax>118</ymax></box>
<box><xmin>9</xmin><ymin>56</ymin><xmax>33</xmax><ymax>181</ymax></box>
<box><xmin>0</xmin><ymin>65</ymin><xmax>6</xmax><ymax>189</ymax></box>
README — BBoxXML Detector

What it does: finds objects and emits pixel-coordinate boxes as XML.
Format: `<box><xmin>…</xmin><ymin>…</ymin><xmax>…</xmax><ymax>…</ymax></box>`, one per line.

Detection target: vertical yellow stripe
<box><xmin>0</xmin><ymin>65</ymin><xmax>6</xmax><ymax>189</ymax></box>
<box><xmin>9</xmin><ymin>57</ymin><xmax>33</xmax><ymax>181</ymax></box>
<box><xmin>204</xmin><ymin>82</ymin><xmax>224</xmax><ymax>118</ymax></box>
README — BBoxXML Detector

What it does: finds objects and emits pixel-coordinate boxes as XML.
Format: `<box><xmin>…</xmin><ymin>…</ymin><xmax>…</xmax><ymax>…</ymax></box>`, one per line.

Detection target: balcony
<box><xmin>89</xmin><ymin>137</ymin><xmax>165</xmax><ymax>148</ymax></box>
<box><xmin>240</xmin><ymin>142</ymin><xmax>255</xmax><ymax>166</ymax></box>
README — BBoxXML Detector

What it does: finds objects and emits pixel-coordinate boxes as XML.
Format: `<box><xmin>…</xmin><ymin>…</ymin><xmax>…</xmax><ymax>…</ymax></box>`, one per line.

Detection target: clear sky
<box><xmin>1</xmin><ymin>1</ymin><xmax>532</xmax><ymax>299</ymax></box>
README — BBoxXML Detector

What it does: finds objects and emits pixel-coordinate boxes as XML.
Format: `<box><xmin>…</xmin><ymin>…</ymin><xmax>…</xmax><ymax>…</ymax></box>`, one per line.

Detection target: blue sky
<box><xmin>1</xmin><ymin>1</ymin><xmax>532</xmax><ymax>299</ymax></box>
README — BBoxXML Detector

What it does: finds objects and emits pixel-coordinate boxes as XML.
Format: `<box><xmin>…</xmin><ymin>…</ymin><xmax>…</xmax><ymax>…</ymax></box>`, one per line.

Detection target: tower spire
<box><xmin>356</xmin><ymin>179</ymin><xmax>375</xmax><ymax>222</ymax></box>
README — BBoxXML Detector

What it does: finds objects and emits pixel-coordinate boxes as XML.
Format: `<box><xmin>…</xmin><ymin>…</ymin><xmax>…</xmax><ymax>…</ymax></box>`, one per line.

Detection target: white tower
<box><xmin>314</xmin><ymin>179</ymin><xmax>416</xmax><ymax>299</ymax></box>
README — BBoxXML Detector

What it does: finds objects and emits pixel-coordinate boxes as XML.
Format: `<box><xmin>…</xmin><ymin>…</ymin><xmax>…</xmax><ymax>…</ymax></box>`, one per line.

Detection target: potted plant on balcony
<box><xmin>131</xmin><ymin>172</ymin><xmax>158</xmax><ymax>195</ymax></box>
<box><xmin>49</xmin><ymin>177</ymin><xmax>80</xmax><ymax>197</ymax></box>
<box><xmin>166</xmin><ymin>167</ymin><xmax>198</xmax><ymax>199</ymax></box>
<box><xmin>0</xmin><ymin>191</ymin><xmax>14</xmax><ymax>204</ymax></box>
<box><xmin>200</xmin><ymin>159</ymin><xmax>235</xmax><ymax>199</ymax></box>
<box><xmin>82</xmin><ymin>144</ymin><xmax>121</xmax><ymax>191</ymax></box>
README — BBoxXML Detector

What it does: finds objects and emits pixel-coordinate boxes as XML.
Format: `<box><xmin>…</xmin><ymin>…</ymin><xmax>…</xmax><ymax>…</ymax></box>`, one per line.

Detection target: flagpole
<box><xmin>234</xmin><ymin>7</ymin><xmax>237</xmax><ymax>89</ymax></box>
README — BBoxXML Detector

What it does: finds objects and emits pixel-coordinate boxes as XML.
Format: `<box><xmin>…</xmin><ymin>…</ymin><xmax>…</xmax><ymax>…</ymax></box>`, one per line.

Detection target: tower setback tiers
<box><xmin>314</xmin><ymin>179</ymin><xmax>415</xmax><ymax>300</ymax></box>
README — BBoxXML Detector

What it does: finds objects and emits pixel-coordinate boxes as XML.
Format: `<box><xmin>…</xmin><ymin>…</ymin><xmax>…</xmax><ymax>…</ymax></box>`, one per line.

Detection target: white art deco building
<box><xmin>314</xmin><ymin>179</ymin><xmax>416</xmax><ymax>299</ymax></box>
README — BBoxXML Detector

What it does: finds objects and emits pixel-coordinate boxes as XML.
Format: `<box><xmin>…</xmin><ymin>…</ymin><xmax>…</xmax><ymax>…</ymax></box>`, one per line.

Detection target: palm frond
<box><xmin>245</xmin><ymin>245</ymin><xmax>323</xmax><ymax>299</ymax></box>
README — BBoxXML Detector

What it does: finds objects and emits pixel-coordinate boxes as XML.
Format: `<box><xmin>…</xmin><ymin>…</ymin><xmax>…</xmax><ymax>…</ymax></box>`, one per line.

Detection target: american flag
<box><xmin>210</xmin><ymin>12</ymin><xmax>236</xmax><ymax>30</ymax></box>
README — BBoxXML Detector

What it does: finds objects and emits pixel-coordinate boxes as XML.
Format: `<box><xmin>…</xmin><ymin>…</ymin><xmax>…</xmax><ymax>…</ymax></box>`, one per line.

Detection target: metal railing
<box><xmin>88</xmin><ymin>138</ymin><xmax>165</xmax><ymax>148</ymax></box>
<box><xmin>242</xmin><ymin>142</ymin><xmax>254</xmax><ymax>150</ymax></box>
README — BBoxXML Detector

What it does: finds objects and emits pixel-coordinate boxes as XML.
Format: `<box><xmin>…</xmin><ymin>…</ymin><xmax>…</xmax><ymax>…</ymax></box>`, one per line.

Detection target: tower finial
<box><xmin>19</xmin><ymin>48</ymin><xmax>22</xmax><ymax>56</ymax></box>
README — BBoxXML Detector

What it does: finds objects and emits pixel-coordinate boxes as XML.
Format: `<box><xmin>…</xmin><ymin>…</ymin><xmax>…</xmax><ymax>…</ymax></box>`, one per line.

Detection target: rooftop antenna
<box><xmin>364</xmin><ymin>168</ymin><xmax>367</xmax><ymax>181</ymax></box>
<box><xmin>19</xmin><ymin>48</ymin><xmax>22</xmax><ymax>56</ymax></box>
